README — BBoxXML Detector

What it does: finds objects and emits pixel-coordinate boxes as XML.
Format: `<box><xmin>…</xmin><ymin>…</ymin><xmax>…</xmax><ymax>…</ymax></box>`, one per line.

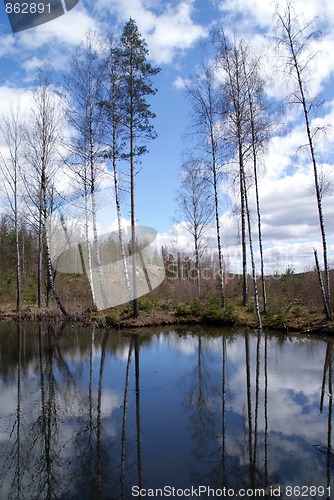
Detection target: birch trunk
<box><xmin>243</xmin><ymin>171</ymin><xmax>262</xmax><ymax>329</ymax></box>
<box><xmin>38</xmin><ymin>187</ymin><xmax>43</xmax><ymax>308</ymax></box>
<box><xmin>212</xmin><ymin>142</ymin><xmax>225</xmax><ymax>308</ymax></box>
<box><xmin>42</xmin><ymin>170</ymin><xmax>68</xmax><ymax>317</ymax></box>
<box><xmin>276</xmin><ymin>5</ymin><xmax>331</xmax><ymax>319</ymax></box>
<box><xmin>121</xmin><ymin>338</ymin><xmax>133</xmax><ymax>497</ymax></box>
<box><xmin>89</xmin><ymin>97</ymin><xmax>108</xmax><ymax>310</ymax></box>
<box><xmin>247</xmin><ymin>88</ymin><xmax>267</xmax><ymax>313</ymax></box>
<box><xmin>114</xmin><ymin>164</ymin><xmax>132</xmax><ymax>302</ymax></box>
<box><xmin>314</xmin><ymin>248</ymin><xmax>331</xmax><ymax>320</ymax></box>
<box><xmin>239</xmin><ymin>146</ymin><xmax>248</xmax><ymax>307</ymax></box>
<box><xmin>111</xmin><ymin>88</ymin><xmax>131</xmax><ymax>301</ymax></box>
<box><xmin>84</xmin><ymin>187</ymin><xmax>96</xmax><ymax>306</ymax></box>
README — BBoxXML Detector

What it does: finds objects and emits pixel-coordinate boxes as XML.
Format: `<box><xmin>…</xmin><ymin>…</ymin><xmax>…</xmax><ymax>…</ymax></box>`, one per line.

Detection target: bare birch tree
<box><xmin>176</xmin><ymin>157</ymin><xmax>214</xmax><ymax>296</ymax></box>
<box><xmin>215</xmin><ymin>33</ymin><xmax>253</xmax><ymax>307</ymax></box>
<box><xmin>215</xmin><ymin>32</ymin><xmax>275</xmax><ymax>317</ymax></box>
<box><xmin>0</xmin><ymin>106</ymin><xmax>24</xmax><ymax>310</ymax></box>
<box><xmin>63</xmin><ymin>32</ymin><xmax>107</xmax><ymax>309</ymax></box>
<box><xmin>23</xmin><ymin>70</ymin><xmax>67</xmax><ymax>315</ymax></box>
<box><xmin>185</xmin><ymin>63</ymin><xmax>226</xmax><ymax>307</ymax></box>
<box><xmin>275</xmin><ymin>2</ymin><xmax>332</xmax><ymax>319</ymax></box>
<box><xmin>99</xmin><ymin>35</ymin><xmax>132</xmax><ymax>303</ymax></box>
<box><xmin>241</xmin><ymin>53</ymin><xmax>273</xmax><ymax>314</ymax></box>
<box><xmin>242</xmin><ymin>171</ymin><xmax>262</xmax><ymax>329</ymax></box>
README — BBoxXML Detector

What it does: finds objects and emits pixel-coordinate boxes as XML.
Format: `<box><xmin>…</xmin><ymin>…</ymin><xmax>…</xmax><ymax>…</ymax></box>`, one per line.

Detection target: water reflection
<box><xmin>0</xmin><ymin>323</ymin><xmax>333</xmax><ymax>499</ymax></box>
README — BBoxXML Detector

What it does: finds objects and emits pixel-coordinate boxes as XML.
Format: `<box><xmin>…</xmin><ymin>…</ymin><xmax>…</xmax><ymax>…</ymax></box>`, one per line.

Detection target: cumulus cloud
<box><xmin>0</xmin><ymin>33</ymin><xmax>17</xmax><ymax>58</ymax></box>
<box><xmin>173</xmin><ymin>75</ymin><xmax>190</xmax><ymax>89</ymax></box>
<box><xmin>214</xmin><ymin>0</ymin><xmax>334</xmax><ymax>102</ymax></box>
<box><xmin>95</xmin><ymin>0</ymin><xmax>206</xmax><ymax>64</ymax></box>
<box><xmin>217</xmin><ymin>0</ymin><xmax>276</xmax><ymax>31</ymax></box>
<box><xmin>155</xmin><ymin>222</ymin><xmax>195</xmax><ymax>253</ymax></box>
<box><xmin>217</xmin><ymin>0</ymin><xmax>334</xmax><ymax>35</ymax></box>
<box><xmin>17</xmin><ymin>4</ymin><xmax>101</xmax><ymax>49</ymax></box>
<box><xmin>1</xmin><ymin>3</ymin><xmax>102</xmax><ymax>79</ymax></box>
<box><xmin>0</xmin><ymin>85</ymin><xmax>34</xmax><ymax>119</ymax></box>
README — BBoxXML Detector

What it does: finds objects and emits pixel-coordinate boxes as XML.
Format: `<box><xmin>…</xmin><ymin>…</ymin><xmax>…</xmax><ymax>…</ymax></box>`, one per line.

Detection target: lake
<box><xmin>0</xmin><ymin>322</ymin><xmax>333</xmax><ymax>499</ymax></box>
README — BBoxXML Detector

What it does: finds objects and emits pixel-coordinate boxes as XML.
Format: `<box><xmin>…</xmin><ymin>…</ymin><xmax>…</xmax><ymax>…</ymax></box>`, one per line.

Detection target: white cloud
<box><xmin>218</xmin><ymin>0</ymin><xmax>276</xmax><ymax>30</ymax></box>
<box><xmin>96</xmin><ymin>0</ymin><xmax>206</xmax><ymax>64</ymax></box>
<box><xmin>225</xmin><ymin>334</ymin><xmax>328</xmax><ymax>455</ymax></box>
<box><xmin>147</xmin><ymin>1</ymin><xmax>207</xmax><ymax>64</ymax></box>
<box><xmin>0</xmin><ymin>85</ymin><xmax>34</xmax><ymax>119</ymax></box>
<box><xmin>218</xmin><ymin>0</ymin><xmax>334</xmax><ymax>34</ymax></box>
<box><xmin>155</xmin><ymin>222</ymin><xmax>196</xmax><ymax>254</ymax></box>
<box><xmin>173</xmin><ymin>75</ymin><xmax>190</xmax><ymax>89</ymax></box>
<box><xmin>1</xmin><ymin>4</ymin><xmax>102</xmax><ymax>79</ymax></box>
<box><xmin>3</xmin><ymin>0</ymin><xmax>206</xmax><ymax>69</ymax></box>
<box><xmin>170</xmin><ymin>333</ymin><xmax>198</xmax><ymax>355</ymax></box>
<box><xmin>18</xmin><ymin>4</ymin><xmax>101</xmax><ymax>49</ymax></box>
<box><xmin>0</xmin><ymin>33</ymin><xmax>16</xmax><ymax>58</ymax></box>
<box><xmin>216</xmin><ymin>0</ymin><xmax>334</xmax><ymax>102</ymax></box>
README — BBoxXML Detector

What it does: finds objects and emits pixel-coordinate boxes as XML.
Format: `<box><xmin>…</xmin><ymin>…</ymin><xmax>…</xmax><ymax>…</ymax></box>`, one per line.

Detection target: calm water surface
<box><xmin>0</xmin><ymin>322</ymin><xmax>333</xmax><ymax>499</ymax></box>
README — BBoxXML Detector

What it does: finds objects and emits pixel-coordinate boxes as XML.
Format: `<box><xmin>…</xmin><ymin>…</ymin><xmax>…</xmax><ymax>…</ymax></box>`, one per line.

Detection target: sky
<box><xmin>1</xmin><ymin>0</ymin><xmax>334</xmax><ymax>275</ymax></box>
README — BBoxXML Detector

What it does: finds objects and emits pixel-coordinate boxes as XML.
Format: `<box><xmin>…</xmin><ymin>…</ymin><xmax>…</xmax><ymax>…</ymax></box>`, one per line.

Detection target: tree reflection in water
<box><xmin>0</xmin><ymin>324</ymin><xmax>333</xmax><ymax>499</ymax></box>
<box><xmin>319</xmin><ymin>343</ymin><xmax>333</xmax><ymax>500</ymax></box>
<box><xmin>182</xmin><ymin>330</ymin><xmax>278</xmax><ymax>494</ymax></box>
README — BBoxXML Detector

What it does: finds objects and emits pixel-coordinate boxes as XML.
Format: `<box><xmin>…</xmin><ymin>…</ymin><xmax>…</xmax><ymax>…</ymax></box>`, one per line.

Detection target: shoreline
<box><xmin>0</xmin><ymin>305</ymin><xmax>333</xmax><ymax>336</ymax></box>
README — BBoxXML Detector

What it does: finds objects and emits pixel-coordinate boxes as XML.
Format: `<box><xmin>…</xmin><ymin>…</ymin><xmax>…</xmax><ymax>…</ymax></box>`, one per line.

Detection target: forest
<box><xmin>0</xmin><ymin>4</ymin><xmax>333</xmax><ymax>331</ymax></box>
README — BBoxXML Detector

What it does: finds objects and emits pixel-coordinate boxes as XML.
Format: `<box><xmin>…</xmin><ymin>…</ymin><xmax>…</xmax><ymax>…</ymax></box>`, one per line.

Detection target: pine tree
<box><xmin>118</xmin><ymin>19</ymin><xmax>160</xmax><ymax>318</ymax></box>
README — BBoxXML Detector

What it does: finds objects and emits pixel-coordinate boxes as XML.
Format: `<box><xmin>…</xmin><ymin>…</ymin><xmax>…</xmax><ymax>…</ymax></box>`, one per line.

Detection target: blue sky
<box><xmin>1</xmin><ymin>0</ymin><xmax>334</xmax><ymax>274</ymax></box>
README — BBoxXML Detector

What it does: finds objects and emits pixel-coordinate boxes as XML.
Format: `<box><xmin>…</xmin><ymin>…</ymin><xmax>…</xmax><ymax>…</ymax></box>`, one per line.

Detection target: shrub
<box><xmin>245</xmin><ymin>302</ymin><xmax>255</xmax><ymax>313</ymax></box>
<box><xmin>161</xmin><ymin>302</ymin><xmax>170</xmax><ymax>311</ymax></box>
<box><xmin>25</xmin><ymin>283</ymin><xmax>37</xmax><ymax>305</ymax></box>
<box><xmin>175</xmin><ymin>304</ymin><xmax>190</xmax><ymax>317</ymax></box>
<box><xmin>223</xmin><ymin>303</ymin><xmax>238</xmax><ymax>325</ymax></box>
<box><xmin>265</xmin><ymin>310</ymin><xmax>287</xmax><ymax>330</ymax></box>
<box><xmin>290</xmin><ymin>305</ymin><xmax>303</xmax><ymax>317</ymax></box>
<box><xmin>190</xmin><ymin>299</ymin><xmax>203</xmax><ymax>316</ymax></box>
<box><xmin>138</xmin><ymin>298</ymin><xmax>153</xmax><ymax>311</ymax></box>
<box><xmin>105</xmin><ymin>310</ymin><xmax>118</xmax><ymax>326</ymax></box>
<box><xmin>202</xmin><ymin>305</ymin><xmax>222</xmax><ymax>324</ymax></box>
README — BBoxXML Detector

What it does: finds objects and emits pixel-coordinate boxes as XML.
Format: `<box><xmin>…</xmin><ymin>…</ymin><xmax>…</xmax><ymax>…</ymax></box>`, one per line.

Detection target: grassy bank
<box><xmin>0</xmin><ymin>265</ymin><xmax>333</xmax><ymax>334</ymax></box>
<box><xmin>101</xmin><ymin>297</ymin><xmax>333</xmax><ymax>333</ymax></box>
<box><xmin>1</xmin><ymin>296</ymin><xmax>333</xmax><ymax>335</ymax></box>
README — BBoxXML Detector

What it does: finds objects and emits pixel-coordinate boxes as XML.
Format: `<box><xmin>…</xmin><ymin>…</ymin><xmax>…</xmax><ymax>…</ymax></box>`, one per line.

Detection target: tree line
<box><xmin>0</xmin><ymin>3</ymin><xmax>333</xmax><ymax>325</ymax></box>
<box><xmin>0</xmin><ymin>18</ymin><xmax>159</xmax><ymax>318</ymax></box>
<box><xmin>176</xmin><ymin>2</ymin><xmax>333</xmax><ymax>327</ymax></box>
